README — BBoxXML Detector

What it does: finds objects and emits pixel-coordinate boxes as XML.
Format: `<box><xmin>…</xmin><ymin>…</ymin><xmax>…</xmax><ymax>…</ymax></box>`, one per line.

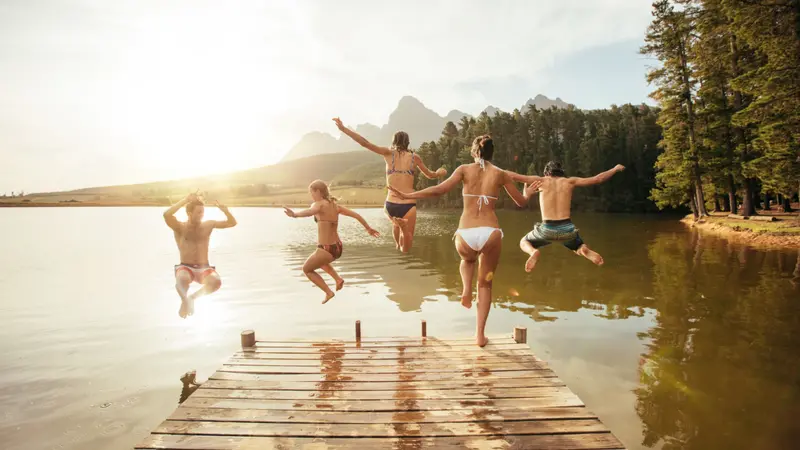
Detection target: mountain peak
<box><xmin>397</xmin><ymin>95</ymin><xmax>426</xmax><ymax>109</ymax></box>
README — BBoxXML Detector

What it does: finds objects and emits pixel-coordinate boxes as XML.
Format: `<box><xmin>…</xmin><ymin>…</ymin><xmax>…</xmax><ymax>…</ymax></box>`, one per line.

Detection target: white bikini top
<box><xmin>463</xmin><ymin>158</ymin><xmax>498</xmax><ymax>210</ymax></box>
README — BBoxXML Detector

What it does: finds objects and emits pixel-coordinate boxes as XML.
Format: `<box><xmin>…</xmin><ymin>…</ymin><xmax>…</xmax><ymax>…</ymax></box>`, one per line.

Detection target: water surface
<box><xmin>0</xmin><ymin>207</ymin><xmax>798</xmax><ymax>449</ymax></box>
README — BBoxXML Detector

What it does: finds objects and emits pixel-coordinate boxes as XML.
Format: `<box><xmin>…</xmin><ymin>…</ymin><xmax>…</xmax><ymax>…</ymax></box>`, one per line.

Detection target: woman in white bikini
<box><xmin>390</xmin><ymin>136</ymin><xmax>542</xmax><ymax>346</ymax></box>
<box><xmin>332</xmin><ymin>117</ymin><xmax>448</xmax><ymax>253</ymax></box>
<box><xmin>284</xmin><ymin>180</ymin><xmax>380</xmax><ymax>304</ymax></box>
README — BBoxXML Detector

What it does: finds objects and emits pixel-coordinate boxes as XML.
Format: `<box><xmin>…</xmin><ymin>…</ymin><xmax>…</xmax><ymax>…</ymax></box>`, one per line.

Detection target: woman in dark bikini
<box><xmin>283</xmin><ymin>180</ymin><xmax>380</xmax><ymax>304</ymax></box>
<box><xmin>332</xmin><ymin>117</ymin><xmax>448</xmax><ymax>253</ymax></box>
<box><xmin>390</xmin><ymin>136</ymin><xmax>542</xmax><ymax>346</ymax></box>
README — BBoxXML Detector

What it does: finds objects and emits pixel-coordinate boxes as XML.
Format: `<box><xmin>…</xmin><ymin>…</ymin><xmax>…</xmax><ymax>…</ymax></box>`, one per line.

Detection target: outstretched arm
<box><xmin>389</xmin><ymin>166</ymin><xmax>464</xmax><ymax>199</ymax></box>
<box><xmin>213</xmin><ymin>201</ymin><xmax>237</xmax><ymax>229</ymax></box>
<box><xmin>572</xmin><ymin>164</ymin><xmax>625</xmax><ymax>187</ymax></box>
<box><xmin>283</xmin><ymin>202</ymin><xmax>322</xmax><ymax>218</ymax></box>
<box><xmin>508</xmin><ymin>171</ymin><xmax>545</xmax><ymax>184</ymax></box>
<box><xmin>163</xmin><ymin>192</ymin><xmax>195</xmax><ymax>230</ymax></box>
<box><xmin>338</xmin><ymin>205</ymin><xmax>380</xmax><ymax>237</ymax></box>
<box><xmin>414</xmin><ymin>154</ymin><xmax>447</xmax><ymax>180</ymax></box>
<box><xmin>333</xmin><ymin>118</ymin><xmax>391</xmax><ymax>156</ymax></box>
<box><xmin>502</xmin><ymin>171</ymin><xmax>539</xmax><ymax>208</ymax></box>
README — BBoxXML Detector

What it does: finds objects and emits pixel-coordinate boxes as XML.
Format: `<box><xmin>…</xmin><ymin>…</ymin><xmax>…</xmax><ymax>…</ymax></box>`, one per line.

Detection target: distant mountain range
<box><xmin>281</xmin><ymin>94</ymin><xmax>573</xmax><ymax>162</ymax></box>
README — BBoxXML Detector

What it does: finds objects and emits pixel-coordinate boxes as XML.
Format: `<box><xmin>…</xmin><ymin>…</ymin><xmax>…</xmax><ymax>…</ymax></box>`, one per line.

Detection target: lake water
<box><xmin>0</xmin><ymin>207</ymin><xmax>798</xmax><ymax>450</ymax></box>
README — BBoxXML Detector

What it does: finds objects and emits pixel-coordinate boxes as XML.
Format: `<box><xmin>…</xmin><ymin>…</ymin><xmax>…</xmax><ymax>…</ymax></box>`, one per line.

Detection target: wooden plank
<box><xmin>136</xmin><ymin>432</ymin><xmax>626</xmax><ymax>449</ymax></box>
<box><xmin>168</xmin><ymin>405</ymin><xmax>597</xmax><ymax>424</ymax></box>
<box><xmin>253</xmin><ymin>335</ymin><xmax>509</xmax><ymax>344</ymax></box>
<box><xmin>236</xmin><ymin>349</ymin><xmax>536</xmax><ymax>360</ymax></box>
<box><xmin>189</xmin><ymin>386</ymin><xmax>575</xmax><ymax>401</ymax></box>
<box><xmin>226</xmin><ymin>355</ymin><xmax>541</xmax><ymax>367</ymax></box>
<box><xmin>211</xmin><ymin>368</ymin><xmax>556</xmax><ymax>382</ymax></box>
<box><xmin>152</xmin><ymin>418</ymin><xmax>609</xmax><ymax>438</ymax></box>
<box><xmin>200</xmin><ymin>377</ymin><xmax>566</xmax><ymax>391</ymax></box>
<box><xmin>221</xmin><ymin>361</ymin><xmax>549</xmax><ymax>374</ymax></box>
<box><xmin>226</xmin><ymin>358</ymin><xmax>548</xmax><ymax>371</ymax></box>
<box><xmin>244</xmin><ymin>343</ymin><xmax>531</xmax><ymax>354</ymax></box>
<box><xmin>253</xmin><ymin>336</ymin><xmax>517</xmax><ymax>348</ymax></box>
<box><xmin>181</xmin><ymin>395</ymin><xmax>585</xmax><ymax>412</ymax></box>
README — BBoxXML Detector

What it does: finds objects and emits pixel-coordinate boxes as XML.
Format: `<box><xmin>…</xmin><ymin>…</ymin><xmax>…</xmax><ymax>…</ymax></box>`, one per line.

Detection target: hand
<box><xmin>185</xmin><ymin>190</ymin><xmax>199</xmax><ymax>202</ymax></box>
<box><xmin>387</xmin><ymin>185</ymin><xmax>410</xmax><ymax>199</ymax></box>
<box><xmin>435</xmin><ymin>167</ymin><xmax>447</xmax><ymax>178</ymax></box>
<box><xmin>614</xmin><ymin>164</ymin><xmax>626</xmax><ymax>172</ymax></box>
<box><xmin>366</xmin><ymin>227</ymin><xmax>380</xmax><ymax>238</ymax></box>
<box><xmin>332</xmin><ymin>117</ymin><xmax>345</xmax><ymax>131</ymax></box>
<box><xmin>283</xmin><ymin>206</ymin><xmax>296</xmax><ymax>218</ymax></box>
<box><xmin>215</xmin><ymin>200</ymin><xmax>229</xmax><ymax>212</ymax></box>
<box><xmin>524</xmin><ymin>180</ymin><xmax>543</xmax><ymax>196</ymax></box>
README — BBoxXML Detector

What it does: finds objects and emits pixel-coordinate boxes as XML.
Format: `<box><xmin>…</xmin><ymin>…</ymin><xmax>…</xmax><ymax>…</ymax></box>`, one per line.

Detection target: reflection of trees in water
<box><xmin>636</xmin><ymin>233</ymin><xmax>800</xmax><ymax>449</ymax></box>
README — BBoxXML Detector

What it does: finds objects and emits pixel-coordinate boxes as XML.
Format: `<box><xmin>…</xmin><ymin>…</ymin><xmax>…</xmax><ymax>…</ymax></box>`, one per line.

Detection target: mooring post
<box><xmin>355</xmin><ymin>320</ymin><xmax>361</xmax><ymax>341</ymax></box>
<box><xmin>421</xmin><ymin>319</ymin><xmax>427</xmax><ymax>337</ymax></box>
<box><xmin>513</xmin><ymin>326</ymin><xmax>527</xmax><ymax>344</ymax></box>
<box><xmin>241</xmin><ymin>329</ymin><xmax>255</xmax><ymax>348</ymax></box>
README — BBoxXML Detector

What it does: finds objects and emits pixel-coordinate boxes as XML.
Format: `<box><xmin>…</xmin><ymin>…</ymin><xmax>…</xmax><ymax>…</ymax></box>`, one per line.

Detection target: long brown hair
<box><xmin>309</xmin><ymin>180</ymin><xmax>338</xmax><ymax>203</ymax></box>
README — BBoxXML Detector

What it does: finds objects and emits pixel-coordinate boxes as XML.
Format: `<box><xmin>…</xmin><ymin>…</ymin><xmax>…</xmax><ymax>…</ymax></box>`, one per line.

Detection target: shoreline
<box><xmin>0</xmin><ymin>201</ymin><xmax>386</xmax><ymax>208</ymax></box>
<box><xmin>681</xmin><ymin>214</ymin><xmax>800</xmax><ymax>250</ymax></box>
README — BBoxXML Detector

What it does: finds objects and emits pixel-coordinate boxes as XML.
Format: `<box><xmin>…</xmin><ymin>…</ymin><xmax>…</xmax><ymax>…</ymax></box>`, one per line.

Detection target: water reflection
<box><xmin>178</xmin><ymin>370</ymin><xmax>201</xmax><ymax>405</ymax></box>
<box><xmin>636</xmin><ymin>231</ymin><xmax>800</xmax><ymax>449</ymax></box>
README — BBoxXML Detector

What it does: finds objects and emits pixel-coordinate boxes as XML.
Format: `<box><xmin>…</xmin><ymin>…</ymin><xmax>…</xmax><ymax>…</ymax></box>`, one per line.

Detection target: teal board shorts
<box><xmin>523</xmin><ymin>218</ymin><xmax>585</xmax><ymax>252</ymax></box>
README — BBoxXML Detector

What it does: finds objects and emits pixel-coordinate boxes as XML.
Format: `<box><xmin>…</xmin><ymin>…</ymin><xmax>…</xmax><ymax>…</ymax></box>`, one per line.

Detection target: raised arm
<box><xmin>333</xmin><ymin>118</ymin><xmax>391</xmax><ymax>156</ymax></box>
<box><xmin>414</xmin><ymin>154</ymin><xmax>447</xmax><ymax>180</ymax></box>
<box><xmin>213</xmin><ymin>201</ymin><xmax>237</xmax><ymax>229</ymax></box>
<box><xmin>283</xmin><ymin>202</ymin><xmax>322</xmax><ymax>219</ymax></box>
<box><xmin>338</xmin><ymin>205</ymin><xmax>380</xmax><ymax>237</ymax></box>
<box><xmin>163</xmin><ymin>192</ymin><xmax>194</xmax><ymax>230</ymax></box>
<box><xmin>571</xmin><ymin>164</ymin><xmax>625</xmax><ymax>187</ymax></box>
<box><xmin>389</xmin><ymin>166</ymin><xmax>464</xmax><ymax>199</ymax></box>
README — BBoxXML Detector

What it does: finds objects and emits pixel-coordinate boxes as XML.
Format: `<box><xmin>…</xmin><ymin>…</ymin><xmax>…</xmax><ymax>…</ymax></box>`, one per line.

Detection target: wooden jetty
<box><xmin>136</xmin><ymin>322</ymin><xmax>625</xmax><ymax>449</ymax></box>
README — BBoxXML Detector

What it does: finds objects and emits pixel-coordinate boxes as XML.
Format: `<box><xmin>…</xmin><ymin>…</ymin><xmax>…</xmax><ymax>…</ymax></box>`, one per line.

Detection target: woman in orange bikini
<box><xmin>390</xmin><ymin>136</ymin><xmax>542</xmax><ymax>346</ymax></box>
<box><xmin>332</xmin><ymin>117</ymin><xmax>448</xmax><ymax>253</ymax></box>
<box><xmin>284</xmin><ymin>180</ymin><xmax>380</xmax><ymax>304</ymax></box>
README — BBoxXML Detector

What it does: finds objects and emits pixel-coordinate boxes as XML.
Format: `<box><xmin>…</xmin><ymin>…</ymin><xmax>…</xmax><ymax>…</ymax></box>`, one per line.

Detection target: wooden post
<box><xmin>421</xmin><ymin>320</ymin><xmax>427</xmax><ymax>337</ymax></box>
<box><xmin>513</xmin><ymin>326</ymin><xmax>527</xmax><ymax>344</ymax></box>
<box><xmin>241</xmin><ymin>330</ymin><xmax>255</xmax><ymax>348</ymax></box>
<box><xmin>355</xmin><ymin>320</ymin><xmax>361</xmax><ymax>341</ymax></box>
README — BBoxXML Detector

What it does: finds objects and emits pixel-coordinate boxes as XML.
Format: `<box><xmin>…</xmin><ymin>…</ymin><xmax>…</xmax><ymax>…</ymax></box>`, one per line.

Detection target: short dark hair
<box><xmin>471</xmin><ymin>135</ymin><xmax>494</xmax><ymax>161</ymax></box>
<box><xmin>186</xmin><ymin>199</ymin><xmax>204</xmax><ymax>214</ymax></box>
<box><xmin>544</xmin><ymin>161</ymin><xmax>565</xmax><ymax>177</ymax></box>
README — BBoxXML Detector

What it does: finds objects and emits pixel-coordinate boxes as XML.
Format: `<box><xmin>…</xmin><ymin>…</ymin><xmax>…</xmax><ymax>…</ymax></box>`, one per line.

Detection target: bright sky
<box><xmin>0</xmin><ymin>0</ymin><xmax>655</xmax><ymax>194</ymax></box>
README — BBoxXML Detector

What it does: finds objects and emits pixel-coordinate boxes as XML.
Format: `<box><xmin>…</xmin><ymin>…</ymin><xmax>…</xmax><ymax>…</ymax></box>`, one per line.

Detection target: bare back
<box><xmin>384</xmin><ymin>150</ymin><xmax>416</xmax><ymax>204</ymax></box>
<box><xmin>173</xmin><ymin>222</ymin><xmax>215</xmax><ymax>264</ymax></box>
<box><xmin>538</xmin><ymin>177</ymin><xmax>577</xmax><ymax>221</ymax></box>
<box><xmin>458</xmin><ymin>163</ymin><xmax>511</xmax><ymax>229</ymax></box>
<box><xmin>314</xmin><ymin>200</ymin><xmax>341</xmax><ymax>245</ymax></box>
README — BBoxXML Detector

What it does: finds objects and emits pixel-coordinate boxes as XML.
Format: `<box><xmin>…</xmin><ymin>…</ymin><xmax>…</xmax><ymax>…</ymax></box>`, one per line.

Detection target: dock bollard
<box><xmin>241</xmin><ymin>330</ymin><xmax>256</xmax><ymax>348</ymax></box>
<box><xmin>421</xmin><ymin>320</ymin><xmax>427</xmax><ymax>337</ymax></box>
<box><xmin>355</xmin><ymin>320</ymin><xmax>361</xmax><ymax>341</ymax></box>
<box><xmin>513</xmin><ymin>327</ymin><xmax>527</xmax><ymax>344</ymax></box>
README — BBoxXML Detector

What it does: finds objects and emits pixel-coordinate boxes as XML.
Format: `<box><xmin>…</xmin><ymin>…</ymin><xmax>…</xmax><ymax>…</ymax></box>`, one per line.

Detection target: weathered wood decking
<box><xmin>136</xmin><ymin>324</ymin><xmax>625</xmax><ymax>449</ymax></box>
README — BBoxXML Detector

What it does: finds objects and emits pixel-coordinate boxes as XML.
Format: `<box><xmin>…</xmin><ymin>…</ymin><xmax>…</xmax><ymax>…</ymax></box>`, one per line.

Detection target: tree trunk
<box><xmin>764</xmin><ymin>193</ymin><xmax>771</xmax><ymax>211</ymax></box>
<box><xmin>689</xmin><ymin>185</ymin><xmax>699</xmax><ymax>219</ymax></box>
<box><xmin>783</xmin><ymin>196</ymin><xmax>793</xmax><ymax>212</ymax></box>
<box><xmin>721</xmin><ymin>194</ymin><xmax>731</xmax><ymax>212</ymax></box>
<box><xmin>727</xmin><ymin>174</ymin><xmax>737</xmax><ymax>214</ymax></box>
<box><xmin>742</xmin><ymin>178</ymin><xmax>757</xmax><ymax>216</ymax></box>
<box><xmin>714</xmin><ymin>196</ymin><xmax>722</xmax><ymax>212</ymax></box>
<box><xmin>679</xmin><ymin>35</ymin><xmax>708</xmax><ymax>217</ymax></box>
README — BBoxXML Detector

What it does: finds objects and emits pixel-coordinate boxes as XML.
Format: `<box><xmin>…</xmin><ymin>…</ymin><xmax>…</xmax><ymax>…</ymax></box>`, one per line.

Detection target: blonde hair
<box><xmin>309</xmin><ymin>180</ymin><xmax>338</xmax><ymax>203</ymax></box>
<box><xmin>391</xmin><ymin>131</ymin><xmax>410</xmax><ymax>151</ymax></box>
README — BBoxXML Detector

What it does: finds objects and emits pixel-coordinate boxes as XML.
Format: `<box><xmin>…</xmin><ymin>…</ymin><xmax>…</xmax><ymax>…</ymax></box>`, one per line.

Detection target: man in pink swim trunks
<box><xmin>163</xmin><ymin>192</ymin><xmax>237</xmax><ymax>318</ymax></box>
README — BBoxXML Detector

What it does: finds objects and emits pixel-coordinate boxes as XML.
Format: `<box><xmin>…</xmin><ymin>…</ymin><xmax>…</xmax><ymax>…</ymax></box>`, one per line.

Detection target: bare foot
<box><xmin>460</xmin><ymin>293</ymin><xmax>473</xmax><ymax>309</ymax></box>
<box><xmin>525</xmin><ymin>251</ymin><xmax>540</xmax><ymax>272</ymax></box>
<box><xmin>322</xmin><ymin>291</ymin><xmax>335</xmax><ymax>304</ymax></box>
<box><xmin>335</xmin><ymin>278</ymin><xmax>345</xmax><ymax>291</ymax></box>
<box><xmin>578</xmin><ymin>245</ymin><xmax>604</xmax><ymax>266</ymax></box>
<box><xmin>476</xmin><ymin>336</ymin><xmax>489</xmax><ymax>347</ymax></box>
<box><xmin>178</xmin><ymin>294</ymin><xmax>194</xmax><ymax>319</ymax></box>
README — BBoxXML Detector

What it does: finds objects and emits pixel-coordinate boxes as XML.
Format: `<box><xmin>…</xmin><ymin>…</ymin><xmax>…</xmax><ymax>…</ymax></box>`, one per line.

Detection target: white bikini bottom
<box><xmin>454</xmin><ymin>227</ymin><xmax>504</xmax><ymax>252</ymax></box>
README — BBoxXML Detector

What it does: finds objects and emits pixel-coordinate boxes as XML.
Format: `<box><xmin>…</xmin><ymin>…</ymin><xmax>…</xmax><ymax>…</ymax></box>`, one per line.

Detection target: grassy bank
<box><xmin>0</xmin><ymin>186</ymin><xmax>389</xmax><ymax>208</ymax></box>
<box><xmin>681</xmin><ymin>213</ymin><xmax>800</xmax><ymax>249</ymax></box>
